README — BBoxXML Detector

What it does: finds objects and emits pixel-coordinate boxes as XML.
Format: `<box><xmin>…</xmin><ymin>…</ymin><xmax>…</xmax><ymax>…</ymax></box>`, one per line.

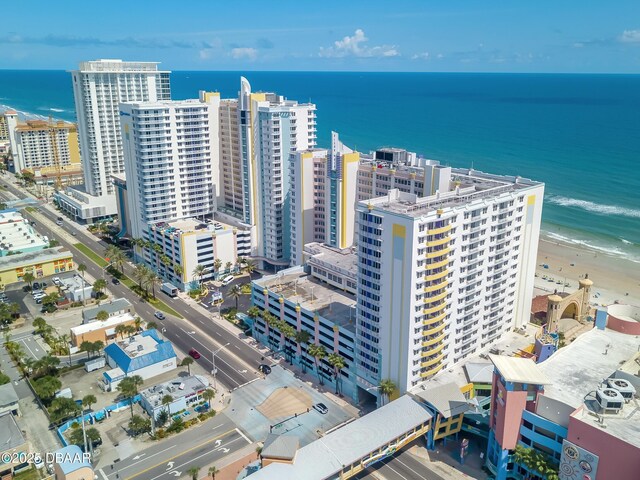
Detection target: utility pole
<box><xmin>211</xmin><ymin>343</ymin><xmax>230</xmax><ymax>391</ymax></box>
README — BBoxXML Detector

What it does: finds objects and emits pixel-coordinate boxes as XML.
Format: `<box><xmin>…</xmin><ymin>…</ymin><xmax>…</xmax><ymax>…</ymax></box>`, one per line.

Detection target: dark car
<box><xmin>258</xmin><ymin>364</ymin><xmax>272</xmax><ymax>375</ymax></box>
<box><xmin>189</xmin><ymin>349</ymin><xmax>201</xmax><ymax>359</ymax></box>
<box><xmin>112</xmin><ymin>278</ymin><xmax>120</xmax><ymax>285</ymax></box>
<box><xmin>313</xmin><ymin>403</ymin><xmax>329</xmax><ymax>414</ymax></box>
<box><xmin>32</xmin><ymin>282</ymin><xmax>41</xmax><ymax>290</ymax></box>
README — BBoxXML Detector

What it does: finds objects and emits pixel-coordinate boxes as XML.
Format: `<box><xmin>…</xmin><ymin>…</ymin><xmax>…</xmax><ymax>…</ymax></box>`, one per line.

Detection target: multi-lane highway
<box><xmin>0</xmin><ymin>179</ymin><xmax>264</xmax><ymax>391</ymax></box>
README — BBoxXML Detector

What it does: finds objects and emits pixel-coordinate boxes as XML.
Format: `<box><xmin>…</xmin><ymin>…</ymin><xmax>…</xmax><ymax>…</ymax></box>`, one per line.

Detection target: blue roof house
<box><xmin>102</xmin><ymin>330</ymin><xmax>177</xmax><ymax>391</ymax></box>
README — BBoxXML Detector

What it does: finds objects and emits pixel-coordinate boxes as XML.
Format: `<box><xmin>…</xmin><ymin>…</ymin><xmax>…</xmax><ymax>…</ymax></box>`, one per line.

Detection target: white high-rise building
<box><xmin>290</xmin><ymin>132</ymin><xmax>359</xmax><ymax>266</ymax></box>
<box><xmin>55</xmin><ymin>60</ymin><xmax>170</xmax><ymax>222</ymax></box>
<box><xmin>120</xmin><ymin>92</ymin><xmax>221</xmax><ymax>241</ymax></box>
<box><xmin>237</xmin><ymin>77</ymin><xmax>317</xmax><ymax>269</ymax></box>
<box><xmin>355</xmin><ymin>168</ymin><xmax>544</xmax><ymax>396</ymax></box>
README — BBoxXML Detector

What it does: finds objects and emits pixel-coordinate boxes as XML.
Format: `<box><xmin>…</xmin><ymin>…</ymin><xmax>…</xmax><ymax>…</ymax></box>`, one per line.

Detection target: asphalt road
<box><xmin>0</xmin><ymin>179</ymin><xmax>265</xmax><ymax>391</ymax></box>
<box><xmin>355</xmin><ymin>448</ymin><xmax>447</xmax><ymax>480</ymax></box>
<box><xmin>98</xmin><ymin>414</ymin><xmax>252</xmax><ymax>480</ymax></box>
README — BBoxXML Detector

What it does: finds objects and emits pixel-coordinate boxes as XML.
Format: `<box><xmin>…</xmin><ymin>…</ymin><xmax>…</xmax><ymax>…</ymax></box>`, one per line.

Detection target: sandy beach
<box><xmin>534</xmin><ymin>238</ymin><xmax>640</xmax><ymax>309</ymax></box>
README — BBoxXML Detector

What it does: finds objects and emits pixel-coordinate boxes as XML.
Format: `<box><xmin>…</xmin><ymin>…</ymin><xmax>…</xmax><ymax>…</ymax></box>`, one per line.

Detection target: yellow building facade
<box><xmin>0</xmin><ymin>248</ymin><xmax>74</xmax><ymax>288</ymax></box>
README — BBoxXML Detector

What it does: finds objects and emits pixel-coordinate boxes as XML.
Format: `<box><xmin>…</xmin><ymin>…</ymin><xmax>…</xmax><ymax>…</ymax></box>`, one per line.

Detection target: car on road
<box><xmin>258</xmin><ymin>364</ymin><xmax>272</xmax><ymax>375</ymax></box>
<box><xmin>221</xmin><ymin>275</ymin><xmax>234</xmax><ymax>286</ymax></box>
<box><xmin>112</xmin><ymin>278</ymin><xmax>120</xmax><ymax>285</ymax></box>
<box><xmin>313</xmin><ymin>402</ymin><xmax>329</xmax><ymax>415</ymax></box>
<box><xmin>188</xmin><ymin>349</ymin><xmax>201</xmax><ymax>359</ymax></box>
<box><xmin>154</xmin><ymin>311</ymin><xmax>165</xmax><ymax>320</ymax></box>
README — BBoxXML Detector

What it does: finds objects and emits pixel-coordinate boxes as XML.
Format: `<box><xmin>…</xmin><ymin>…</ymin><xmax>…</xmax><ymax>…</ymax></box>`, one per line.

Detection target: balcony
<box><xmin>423</xmin><ymin>301</ymin><xmax>446</xmax><ymax>315</ymax></box>
<box><xmin>424</xmin><ymin>290</ymin><xmax>448</xmax><ymax>303</ymax></box>
<box><xmin>428</xmin><ymin>224</ymin><xmax>451</xmax><ymax>236</ymax></box>
<box><xmin>426</xmin><ymin>247</ymin><xmax>451</xmax><ymax>259</ymax></box>
<box><xmin>423</xmin><ymin>312</ymin><xmax>447</xmax><ymax>326</ymax></box>
<box><xmin>426</xmin><ymin>258</ymin><xmax>449</xmax><ymax>270</ymax></box>
<box><xmin>427</xmin><ymin>236</ymin><xmax>450</xmax><ymax>247</ymax></box>
<box><xmin>425</xmin><ymin>269</ymin><xmax>448</xmax><ymax>282</ymax></box>
<box><xmin>422</xmin><ymin>332</ymin><xmax>446</xmax><ymax>347</ymax></box>
<box><xmin>424</xmin><ymin>280</ymin><xmax>448</xmax><ymax>293</ymax></box>
<box><xmin>420</xmin><ymin>362</ymin><xmax>445</xmax><ymax>378</ymax></box>
<box><xmin>421</xmin><ymin>351</ymin><xmax>445</xmax><ymax>368</ymax></box>
<box><xmin>423</xmin><ymin>322</ymin><xmax>446</xmax><ymax>336</ymax></box>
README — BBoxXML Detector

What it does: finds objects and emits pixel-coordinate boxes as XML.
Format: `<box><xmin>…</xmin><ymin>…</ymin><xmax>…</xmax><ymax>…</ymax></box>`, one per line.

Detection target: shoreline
<box><xmin>534</xmin><ymin>238</ymin><xmax>640</xmax><ymax>309</ymax></box>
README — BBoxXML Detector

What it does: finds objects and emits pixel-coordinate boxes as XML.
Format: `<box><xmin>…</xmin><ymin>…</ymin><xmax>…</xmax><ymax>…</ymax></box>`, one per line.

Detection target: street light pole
<box><xmin>211</xmin><ymin>342</ymin><xmax>230</xmax><ymax>391</ymax></box>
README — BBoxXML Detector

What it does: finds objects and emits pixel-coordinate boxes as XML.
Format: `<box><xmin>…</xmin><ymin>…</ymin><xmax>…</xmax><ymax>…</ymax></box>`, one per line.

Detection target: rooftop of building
<box><xmin>75</xmin><ymin>59</ymin><xmax>167</xmax><ymax>72</ymax></box>
<box><xmin>71</xmin><ymin>312</ymin><xmax>135</xmax><ymax>336</ymax></box>
<box><xmin>104</xmin><ymin>329</ymin><xmax>176</xmax><ymax>373</ymax></box>
<box><xmin>140</xmin><ymin>375</ymin><xmax>209</xmax><ymax>408</ymax></box>
<box><xmin>0</xmin><ymin>383</ymin><xmax>19</xmax><ymax>407</ymax></box>
<box><xmin>303</xmin><ymin>242</ymin><xmax>358</xmax><ymax>280</ymax></box>
<box><xmin>261</xmin><ymin>434</ymin><xmax>300</xmax><ymax>461</ymax></box>
<box><xmin>0</xmin><ymin>209</ymin><xmax>48</xmax><ymax>253</ymax></box>
<box><xmin>412</xmin><ymin>382</ymin><xmax>470</xmax><ymax>419</ymax></box>
<box><xmin>489</xmin><ymin>354</ymin><xmax>551</xmax><ymax>385</ymax></box>
<box><xmin>15</xmin><ymin>119</ymin><xmax>76</xmax><ymax>132</ymax></box>
<box><xmin>0</xmin><ymin>413</ymin><xmax>26</xmax><ymax>452</ymax></box>
<box><xmin>0</xmin><ymin>247</ymin><xmax>72</xmax><ymax>271</ymax></box>
<box><xmin>82</xmin><ymin>298</ymin><xmax>133</xmax><ymax>322</ymax></box>
<box><xmin>54</xmin><ymin>445</ymin><xmax>92</xmax><ymax>474</ymax></box>
<box><xmin>255</xmin><ymin>266</ymin><xmax>357</xmax><ymax>332</ymax></box>
<box><xmin>362</xmin><ymin>167</ymin><xmax>540</xmax><ymax>218</ymax></box>
<box><xmin>150</xmin><ymin>217</ymin><xmax>242</xmax><ymax>236</ymax></box>
<box><xmin>249</xmin><ymin>395</ymin><xmax>433</xmax><ymax>480</ymax></box>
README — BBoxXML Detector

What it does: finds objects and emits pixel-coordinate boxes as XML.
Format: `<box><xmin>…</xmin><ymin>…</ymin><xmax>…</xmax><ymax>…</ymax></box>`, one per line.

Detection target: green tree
<box><xmin>77</xmin><ymin>264</ymin><xmax>87</xmax><ymax>305</ymax></box>
<box><xmin>512</xmin><ymin>445</ymin><xmax>559</xmax><ymax>480</ymax></box>
<box><xmin>192</xmin><ymin>264</ymin><xmax>207</xmax><ymax>286</ymax></box>
<box><xmin>22</xmin><ymin>271</ymin><xmax>35</xmax><ymax>289</ymax></box>
<box><xmin>294</xmin><ymin>330</ymin><xmax>311</xmax><ymax>373</ymax></box>
<box><xmin>133</xmin><ymin>263</ymin><xmax>149</xmax><ymax>289</ymax></box>
<box><xmin>42</xmin><ymin>292</ymin><xmax>60</xmax><ymax>312</ymax></box>
<box><xmin>95</xmin><ymin>310</ymin><xmax>109</xmax><ymax>322</ymax></box>
<box><xmin>92</xmin><ymin>278</ymin><xmax>107</xmax><ymax>298</ymax></box>
<box><xmin>378</xmin><ymin>379</ymin><xmax>396</xmax><ymax>405</ymax></box>
<box><xmin>68</xmin><ymin>426</ymin><xmax>101</xmax><ymax>450</ymax></box>
<box><xmin>79</xmin><ymin>341</ymin><xmax>94</xmax><ymax>360</ymax></box>
<box><xmin>156</xmin><ymin>409</ymin><xmax>169</xmax><ymax>428</ymax></box>
<box><xmin>280</xmin><ymin>324</ymin><xmax>296</xmax><ymax>364</ymax></box>
<box><xmin>33</xmin><ymin>376</ymin><xmax>62</xmax><ymax>401</ymax></box>
<box><xmin>308</xmin><ymin>344</ymin><xmax>327</xmax><ymax>385</ymax></box>
<box><xmin>225</xmin><ymin>261</ymin><xmax>233</xmax><ymax>273</ymax></box>
<box><xmin>181</xmin><ymin>356</ymin><xmax>194</xmax><ymax>375</ymax></box>
<box><xmin>82</xmin><ymin>394</ymin><xmax>97</xmax><ymax>412</ymax></box>
<box><xmin>228</xmin><ymin>284</ymin><xmax>243</xmax><ymax>310</ymax></box>
<box><xmin>213</xmin><ymin>258</ymin><xmax>223</xmax><ymax>277</ymax></box>
<box><xmin>144</xmin><ymin>270</ymin><xmax>161</xmax><ymax>298</ymax></box>
<box><xmin>244</xmin><ymin>260</ymin><xmax>257</xmax><ymax>278</ymax></box>
<box><xmin>202</xmin><ymin>389</ymin><xmax>215</xmax><ymax>410</ymax></box>
<box><xmin>208</xmin><ymin>466</ymin><xmax>219</xmax><ymax>479</ymax></box>
<box><xmin>247</xmin><ymin>306</ymin><xmax>261</xmax><ymax>320</ymax></box>
<box><xmin>128</xmin><ymin>414</ymin><xmax>151</xmax><ymax>437</ymax></box>
<box><xmin>33</xmin><ymin>355</ymin><xmax>60</xmax><ymax>378</ymax></box>
<box><xmin>33</xmin><ymin>317</ymin><xmax>48</xmax><ymax>334</ymax></box>
<box><xmin>117</xmin><ymin>375</ymin><xmax>144</xmax><ymax>419</ymax></box>
<box><xmin>187</xmin><ymin>466</ymin><xmax>200</xmax><ymax>480</ymax></box>
<box><xmin>327</xmin><ymin>353</ymin><xmax>346</xmax><ymax>395</ymax></box>
<box><xmin>134</xmin><ymin>316</ymin><xmax>143</xmax><ymax>332</ymax></box>
<box><xmin>0</xmin><ymin>371</ymin><xmax>10</xmax><ymax>385</ymax></box>
<box><xmin>173</xmin><ymin>263</ymin><xmax>183</xmax><ymax>278</ymax></box>
<box><xmin>105</xmin><ymin>245</ymin><xmax>126</xmax><ymax>273</ymax></box>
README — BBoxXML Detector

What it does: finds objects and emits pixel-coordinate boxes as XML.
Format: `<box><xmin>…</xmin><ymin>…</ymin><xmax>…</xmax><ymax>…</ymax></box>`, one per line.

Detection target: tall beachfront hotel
<box><xmin>225</xmin><ymin>77</ymin><xmax>316</xmax><ymax>269</ymax></box>
<box><xmin>55</xmin><ymin>59</ymin><xmax>170</xmax><ymax>222</ymax></box>
<box><xmin>355</xmin><ymin>168</ymin><xmax>544</xmax><ymax>395</ymax></box>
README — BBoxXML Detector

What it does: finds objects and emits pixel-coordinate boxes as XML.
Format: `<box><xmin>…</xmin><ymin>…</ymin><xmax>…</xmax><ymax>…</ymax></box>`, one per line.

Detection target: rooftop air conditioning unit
<box><xmin>607</xmin><ymin>378</ymin><xmax>636</xmax><ymax>401</ymax></box>
<box><xmin>595</xmin><ymin>387</ymin><xmax>624</xmax><ymax>413</ymax></box>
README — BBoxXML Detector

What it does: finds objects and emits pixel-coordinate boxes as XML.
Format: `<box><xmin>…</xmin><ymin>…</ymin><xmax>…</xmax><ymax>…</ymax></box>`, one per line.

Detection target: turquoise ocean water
<box><xmin>1</xmin><ymin>70</ymin><xmax>639</xmax><ymax>262</ymax></box>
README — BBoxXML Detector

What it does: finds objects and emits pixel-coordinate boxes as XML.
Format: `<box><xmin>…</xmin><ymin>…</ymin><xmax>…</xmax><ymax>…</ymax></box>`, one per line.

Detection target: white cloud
<box><xmin>319</xmin><ymin>29</ymin><xmax>400</xmax><ymax>58</ymax></box>
<box><xmin>411</xmin><ymin>52</ymin><xmax>430</xmax><ymax>60</ymax></box>
<box><xmin>231</xmin><ymin>47</ymin><xmax>258</xmax><ymax>60</ymax></box>
<box><xmin>619</xmin><ymin>30</ymin><xmax>640</xmax><ymax>43</ymax></box>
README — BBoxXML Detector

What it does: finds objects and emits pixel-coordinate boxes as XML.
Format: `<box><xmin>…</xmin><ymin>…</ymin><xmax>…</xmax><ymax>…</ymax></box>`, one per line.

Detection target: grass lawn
<box><xmin>72</xmin><ymin>243</ymin><xmax>183</xmax><ymax>319</ymax></box>
<box><xmin>13</xmin><ymin>467</ymin><xmax>41</xmax><ymax>480</ymax></box>
<box><xmin>24</xmin><ymin>206</ymin><xmax>36</xmax><ymax>212</ymax></box>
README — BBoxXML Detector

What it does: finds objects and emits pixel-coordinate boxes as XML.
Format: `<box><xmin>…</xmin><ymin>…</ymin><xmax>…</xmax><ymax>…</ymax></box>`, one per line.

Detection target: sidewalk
<box><xmin>198</xmin><ymin>445</ymin><xmax>258</xmax><ymax>480</ymax></box>
<box><xmin>410</xmin><ymin>443</ymin><xmax>489</xmax><ymax>480</ymax></box>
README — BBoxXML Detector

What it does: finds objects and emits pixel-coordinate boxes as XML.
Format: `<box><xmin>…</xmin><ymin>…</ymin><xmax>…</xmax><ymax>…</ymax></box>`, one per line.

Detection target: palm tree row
<box><xmin>104</xmin><ymin>245</ymin><xmax>126</xmax><ymax>273</ymax></box>
<box><xmin>132</xmin><ymin>263</ymin><xmax>161</xmax><ymax>298</ymax></box>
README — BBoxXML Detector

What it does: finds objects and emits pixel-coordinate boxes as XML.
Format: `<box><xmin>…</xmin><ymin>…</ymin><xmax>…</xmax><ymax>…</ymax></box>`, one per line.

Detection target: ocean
<box><xmin>1</xmin><ymin>70</ymin><xmax>639</xmax><ymax>262</ymax></box>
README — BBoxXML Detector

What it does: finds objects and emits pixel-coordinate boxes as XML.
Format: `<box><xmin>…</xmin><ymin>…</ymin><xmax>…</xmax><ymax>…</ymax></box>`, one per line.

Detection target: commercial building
<box><xmin>0</xmin><ymin>111</ymin><xmax>10</xmax><ymax>142</ymax></box>
<box><xmin>235</xmin><ymin>77</ymin><xmax>317</xmax><ymax>269</ymax></box>
<box><xmin>55</xmin><ymin>59</ymin><xmax>171</xmax><ymax>222</ymax></box>
<box><xmin>289</xmin><ymin>132</ymin><xmax>359</xmax><ymax>266</ymax></box>
<box><xmin>0</xmin><ymin>209</ymin><xmax>48</xmax><ymax>256</ymax></box>
<box><xmin>82</xmin><ymin>297</ymin><xmax>134</xmax><ymax>323</ymax></box>
<box><xmin>52</xmin><ymin>445</ymin><xmax>93</xmax><ymax>480</ymax></box>
<box><xmin>486</xmin><ymin>326</ymin><xmax>640</xmax><ymax>480</ymax></box>
<box><xmin>4</xmin><ymin>116</ymin><xmax>81</xmax><ymax>183</ymax></box>
<box><xmin>0</xmin><ymin>383</ymin><xmax>20</xmax><ymax>417</ymax></box>
<box><xmin>0</xmin><ymin>413</ymin><xmax>28</xmax><ymax>477</ymax></box>
<box><xmin>0</xmin><ymin>247</ymin><xmax>74</xmax><ymax>287</ymax></box>
<box><xmin>146</xmin><ymin>216</ymin><xmax>251</xmax><ymax>290</ymax></box>
<box><xmin>354</xmin><ymin>167</ymin><xmax>544</xmax><ymax>397</ymax></box>
<box><xmin>120</xmin><ymin>92</ymin><xmax>221</xmax><ymax>241</ymax></box>
<box><xmin>102</xmin><ymin>329</ymin><xmax>176</xmax><ymax>391</ymax></box>
<box><xmin>70</xmin><ymin>312</ymin><xmax>137</xmax><ymax>347</ymax></box>
<box><xmin>139</xmin><ymin>374</ymin><xmax>210</xmax><ymax>420</ymax></box>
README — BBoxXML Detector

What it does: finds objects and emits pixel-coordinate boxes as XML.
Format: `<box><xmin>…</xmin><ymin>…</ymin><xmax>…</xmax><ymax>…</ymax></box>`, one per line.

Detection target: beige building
<box><xmin>52</xmin><ymin>445</ymin><xmax>93</xmax><ymax>480</ymax></box>
<box><xmin>70</xmin><ymin>312</ymin><xmax>137</xmax><ymax>347</ymax></box>
<box><xmin>219</xmin><ymin>99</ymin><xmax>244</xmax><ymax>218</ymax></box>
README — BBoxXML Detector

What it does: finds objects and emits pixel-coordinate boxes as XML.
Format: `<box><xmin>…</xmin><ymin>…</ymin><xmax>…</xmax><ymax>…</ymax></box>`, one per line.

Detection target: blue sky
<box><xmin>1</xmin><ymin>1</ymin><xmax>639</xmax><ymax>72</ymax></box>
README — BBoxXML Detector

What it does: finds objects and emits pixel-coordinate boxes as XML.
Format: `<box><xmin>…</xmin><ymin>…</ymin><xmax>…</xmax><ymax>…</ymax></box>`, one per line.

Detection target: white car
<box><xmin>52</xmin><ymin>277</ymin><xmax>62</xmax><ymax>286</ymax></box>
<box><xmin>221</xmin><ymin>275</ymin><xmax>234</xmax><ymax>286</ymax></box>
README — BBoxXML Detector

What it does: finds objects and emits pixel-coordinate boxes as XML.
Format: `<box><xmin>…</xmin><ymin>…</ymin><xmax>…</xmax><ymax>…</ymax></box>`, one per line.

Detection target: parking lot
<box><xmin>199</xmin><ymin>274</ymin><xmax>255</xmax><ymax>313</ymax></box>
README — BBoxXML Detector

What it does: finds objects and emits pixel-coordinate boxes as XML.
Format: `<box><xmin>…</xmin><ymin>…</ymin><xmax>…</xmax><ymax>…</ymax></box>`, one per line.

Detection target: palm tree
<box><xmin>22</xmin><ymin>271</ymin><xmax>35</xmax><ymax>289</ymax></box>
<box><xmin>134</xmin><ymin>317</ymin><xmax>143</xmax><ymax>332</ymax></box>
<box><xmin>308</xmin><ymin>344</ymin><xmax>327</xmax><ymax>385</ymax></box>
<box><xmin>228</xmin><ymin>284</ymin><xmax>243</xmax><ymax>310</ymax></box>
<box><xmin>247</xmin><ymin>306</ymin><xmax>261</xmax><ymax>321</ymax></box>
<box><xmin>202</xmin><ymin>389</ymin><xmax>215</xmax><ymax>410</ymax></box>
<box><xmin>208</xmin><ymin>466</ymin><xmax>219</xmax><ymax>479</ymax></box>
<box><xmin>281</xmin><ymin>324</ymin><xmax>296</xmax><ymax>364</ymax></box>
<box><xmin>77</xmin><ymin>264</ymin><xmax>87</xmax><ymax>305</ymax></box>
<box><xmin>294</xmin><ymin>330</ymin><xmax>311</xmax><ymax>373</ymax></box>
<box><xmin>144</xmin><ymin>271</ymin><xmax>161</xmax><ymax>298</ymax></box>
<box><xmin>225</xmin><ymin>261</ymin><xmax>233</xmax><ymax>274</ymax></box>
<box><xmin>117</xmin><ymin>375</ymin><xmax>144</xmax><ymax>419</ymax></box>
<box><xmin>181</xmin><ymin>356</ymin><xmax>194</xmax><ymax>375</ymax></box>
<box><xmin>187</xmin><ymin>466</ymin><xmax>200</xmax><ymax>480</ymax></box>
<box><xmin>378</xmin><ymin>379</ymin><xmax>396</xmax><ymax>405</ymax></box>
<box><xmin>133</xmin><ymin>263</ymin><xmax>148</xmax><ymax>289</ymax></box>
<box><xmin>95</xmin><ymin>310</ymin><xmax>109</xmax><ymax>322</ymax></box>
<box><xmin>92</xmin><ymin>278</ymin><xmax>107</xmax><ymax>299</ymax></box>
<box><xmin>173</xmin><ymin>263</ymin><xmax>183</xmax><ymax>278</ymax></box>
<box><xmin>114</xmin><ymin>324</ymin><xmax>127</xmax><ymax>339</ymax></box>
<box><xmin>244</xmin><ymin>260</ymin><xmax>257</xmax><ymax>278</ymax></box>
<box><xmin>105</xmin><ymin>245</ymin><xmax>126</xmax><ymax>273</ymax></box>
<box><xmin>327</xmin><ymin>353</ymin><xmax>346</xmax><ymax>395</ymax></box>
<box><xmin>161</xmin><ymin>393</ymin><xmax>173</xmax><ymax>417</ymax></box>
<box><xmin>213</xmin><ymin>258</ymin><xmax>223</xmax><ymax>278</ymax></box>
<box><xmin>82</xmin><ymin>394</ymin><xmax>97</xmax><ymax>412</ymax></box>
<box><xmin>192</xmin><ymin>264</ymin><xmax>207</xmax><ymax>286</ymax></box>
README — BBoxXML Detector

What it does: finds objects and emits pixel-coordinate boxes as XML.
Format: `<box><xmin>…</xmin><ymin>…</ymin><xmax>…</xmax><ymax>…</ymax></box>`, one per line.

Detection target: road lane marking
<box><xmin>19</xmin><ymin>338</ymin><xmax>38</xmax><ymax>359</ymax></box>
<box><xmin>396</xmin><ymin>457</ymin><xmax>432</xmax><ymax>480</ymax></box>
<box><xmin>383</xmin><ymin>462</ymin><xmax>410</xmax><ymax>480</ymax></box>
<box><xmin>119</xmin><ymin>444</ymin><xmax>177</xmax><ymax>471</ymax></box>
<box><xmin>126</xmin><ymin>429</ymin><xmax>237</xmax><ymax>480</ymax></box>
<box><xmin>98</xmin><ymin>468</ymin><xmax>109</xmax><ymax>480</ymax></box>
<box><xmin>235</xmin><ymin>427</ymin><xmax>252</xmax><ymax>444</ymax></box>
